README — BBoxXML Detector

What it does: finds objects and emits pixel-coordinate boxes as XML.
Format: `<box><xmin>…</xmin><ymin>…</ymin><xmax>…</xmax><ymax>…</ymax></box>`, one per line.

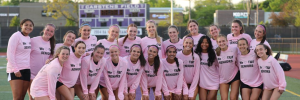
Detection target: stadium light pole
<box><xmin>171</xmin><ymin>0</ymin><xmax>173</xmax><ymax>25</ymax></box>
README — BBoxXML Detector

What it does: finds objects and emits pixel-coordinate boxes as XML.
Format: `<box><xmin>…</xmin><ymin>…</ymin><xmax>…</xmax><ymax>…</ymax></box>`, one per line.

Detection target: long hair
<box><xmin>215</xmin><ymin>34</ymin><xmax>227</xmax><ymax>56</ymax></box>
<box><xmin>78</xmin><ymin>23</ymin><xmax>91</xmax><ymax>36</ymax></box>
<box><xmin>148</xmin><ymin>45</ymin><xmax>160</xmax><ymax>75</ymax></box>
<box><xmin>74</xmin><ymin>41</ymin><xmax>86</xmax><ymax>53</ymax></box>
<box><xmin>91</xmin><ymin>43</ymin><xmax>105</xmax><ymax>57</ymax></box>
<box><xmin>108</xmin><ymin>24</ymin><xmax>120</xmax><ymax>44</ymax></box>
<box><xmin>232</xmin><ymin>19</ymin><xmax>245</xmax><ymax>35</ymax></box>
<box><xmin>258</xmin><ymin>24</ymin><xmax>267</xmax><ymax>44</ymax></box>
<box><xmin>123</xmin><ymin>24</ymin><xmax>138</xmax><ymax>45</ymax></box>
<box><xmin>185</xmin><ymin>19</ymin><xmax>199</xmax><ymax>37</ymax></box>
<box><xmin>255</xmin><ymin>43</ymin><xmax>272</xmax><ymax>58</ymax></box>
<box><xmin>208</xmin><ymin>24</ymin><xmax>220</xmax><ymax>38</ymax></box>
<box><xmin>50</xmin><ymin>46</ymin><xmax>70</xmax><ymax>62</ymax></box>
<box><xmin>41</xmin><ymin>23</ymin><xmax>56</xmax><ymax>55</ymax></box>
<box><xmin>146</xmin><ymin>20</ymin><xmax>162</xmax><ymax>44</ymax></box>
<box><xmin>130</xmin><ymin>44</ymin><xmax>146</xmax><ymax>67</ymax></box>
<box><xmin>183</xmin><ymin>36</ymin><xmax>195</xmax><ymax>60</ymax></box>
<box><xmin>166</xmin><ymin>45</ymin><xmax>180</xmax><ymax>71</ymax></box>
<box><xmin>194</xmin><ymin>36</ymin><xmax>216</xmax><ymax>66</ymax></box>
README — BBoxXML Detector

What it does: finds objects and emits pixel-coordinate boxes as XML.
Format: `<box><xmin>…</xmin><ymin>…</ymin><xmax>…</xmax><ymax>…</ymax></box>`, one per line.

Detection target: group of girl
<box><xmin>7</xmin><ymin>18</ymin><xmax>286</xmax><ymax>100</ymax></box>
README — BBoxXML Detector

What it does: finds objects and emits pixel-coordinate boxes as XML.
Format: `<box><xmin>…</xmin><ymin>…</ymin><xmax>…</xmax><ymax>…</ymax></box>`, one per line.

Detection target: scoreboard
<box><xmin>79</xmin><ymin>4</ymin><xmax>149</xmax><ymax>28</ymax></box>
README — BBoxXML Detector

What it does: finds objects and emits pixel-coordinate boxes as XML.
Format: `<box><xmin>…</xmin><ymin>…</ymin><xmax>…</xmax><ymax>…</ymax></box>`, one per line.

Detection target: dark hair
<box><xmin>195</xmin><ymin>36</ymin><xmax>216</xmax><ymax>66</ymax></box>
<box><xmin>255</xmin><ymin>43</ymin><xmax>272</xmax><ymax>58</ymax></box>
<box><xmin>41</xmin><ymin>24</ymin><xmax>56</xmax><ymax>55</ymax></box>
<box><xmin>186</xmin><ymin>19</ymin><xmax>199</xmax><ymax>37</ymax></box>
<box><xmin>168</xmin><ymin>25</ymin><xmax>179</xmax><ymax>32</ymax></box>
<box><xmin>20</xmin><ymin>19</ymin><xmax>34</xmax><ymax>27</ymax></box>
<box><xmin>237</xmin><ymin>38</ymin><xmax>250</xmax><ymax>52</ymax></box>
<box><xmin>78</xmin><ymin>23</ymin><xmax>91</xmax><ymax>36</ymax></box>
<box><xmin>258</xmin><ymin>24</ymin><xmax>267</xmax><ymax>44</ymax></box>
<box><xmin>130</xmin><ymin>44</ymin><xmax>146</xmax><ymax>67</ymax></box>
<box><xmin>123</xmin><ymin>24</ymin><xmax>138</xmax><ymax>45</ymax></box>
<box><xmin>63</xmin><ymin>30</ymin><xmax>76</xmax><ymax>42</ymax></box>
<box><xmin>91</xmin><ymin>43</ymin><xmax>105</xmax><ymax>57</ymax></box>
<box><xmin>74</xmin><ymin>41</ymin><xmax>86</xmax><ymax>48</ymax></box>
<box><xmin>148</xmin><ymin>45</ymin><xmax>160</xmax><ymax>75</ymax></box>
<box><xmin>183</xmin><ymin>36</ymin><xmax>195</xmax><ymax>60</ymax></box>
<box><xmin>232</xmin><ymin>19</ymin><xmax>245</xmax><ymax>35</ymax></box>
<box><xmin>215</xmin><ymin>34</ymin><xmax>227</xmax><ymax>56</ymax></box>
<box><xmin>166</xmin><ymin>45</ymin><xmax>180</xmax><ymax>71</ymax></box>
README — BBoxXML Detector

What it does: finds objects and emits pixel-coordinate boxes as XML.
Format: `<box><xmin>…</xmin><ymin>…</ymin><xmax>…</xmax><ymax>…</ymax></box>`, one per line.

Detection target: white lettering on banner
<box><xmin>233</xmin><ymin>12</ymin><xmax>248</xmax><ymax>18</ymax></box>
<box><xmin>81</xmin><ymin>4</ymin><xmax>145</xmax><ymax>9</ymax></box>
<box><xmin>91</xmin><ymin>29</ymin><xmax>142</xmax><ymax>36</ymax></box>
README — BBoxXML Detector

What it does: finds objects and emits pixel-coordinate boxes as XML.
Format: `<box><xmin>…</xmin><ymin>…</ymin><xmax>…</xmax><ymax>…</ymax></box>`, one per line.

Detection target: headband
<box><xmin>80</xmin><ymin>23</ymin><xmax>91</xmax><ymax>28</ymax></box>
<box><xmin>184</xmin><ymin>36</ymin><xmax>194</xmax><ymax>42</ymax></box>
<box><xmin>149</xmin><ymin>45</ymin><xmax>158</xmax><ymax>51</ymax></box>
<box><xmin>258</xmin><ymin>25</ymin><xmax>266</xmax><ymax>33</ymax></box>
<box><xmin>109</xmin><ymin>45</ymin><xmax>119</xmax><ymax>50</ymax></box>
<box><xmin>147</xmin><ymin>20</ymin><xmax>156</xmax><ymax>24</ymax></box>
<box><xmin>166</xmin><ymin>45</ymin><xmax>177</xmax><ymax>52</ymax></box>
<box><xmin>130</xmin><ymin>44</ymin><xmax>141</xmax><ymax>51</ymax></box>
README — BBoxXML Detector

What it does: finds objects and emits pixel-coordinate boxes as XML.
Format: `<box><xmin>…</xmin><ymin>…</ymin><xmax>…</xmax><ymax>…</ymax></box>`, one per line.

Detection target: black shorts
<box><xmin>227</xmin><ymin>71</ymin><xmax>240</xmax><ymax>85</ymax></box>
<box><xmin>56</xmin><ymin>81</ymin><xmax>74</xmax><ymax>89</ymax></box>
<box><xmin>99</xmin><ymin>84</ymin><xmax>105</xmax><ymax>89</ymax></box>
<box><xmin>241</xmin><ymin>81</ymin><xmax>263</xmax><ymax>90</ymax></box>
<box><xmin>7</xmin><ymin>69</ymin><xmax>31</xmax><ymax>81</ymax></box>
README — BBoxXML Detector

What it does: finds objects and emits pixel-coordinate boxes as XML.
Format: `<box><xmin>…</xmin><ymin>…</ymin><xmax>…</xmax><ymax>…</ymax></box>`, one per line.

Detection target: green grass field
<box><xmin>0</xmin><ymin>57</ymin><xmax>299</xmax><ymax>100</ymax></box>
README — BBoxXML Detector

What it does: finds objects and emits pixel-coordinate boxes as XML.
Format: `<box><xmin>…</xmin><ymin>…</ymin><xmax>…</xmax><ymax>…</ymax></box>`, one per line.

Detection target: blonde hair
<box><xmin>215</xmin><ymin>34</ymin><xmax>227</xmax><ymax>56</ymax></box>
<box><xmin>50</xmin><ymin>46</ymin><xmax>70</xmax><ymax>62</ymax></box>
<box><xmin>108</xmin><ymin>24</ymin><xmax>120</xmax><ymax>43</ymax></box>
<box><xmin>146</xmin><ymin>20</ymin><xmax>162</xmax><ymax>44</ymax></box>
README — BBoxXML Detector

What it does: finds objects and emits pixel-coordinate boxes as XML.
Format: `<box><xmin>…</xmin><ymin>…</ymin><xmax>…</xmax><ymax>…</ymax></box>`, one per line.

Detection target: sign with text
<box><xmin>233</xmin><ymin>12</ymin><xmax>248</xmax><ymax>18</ymax></box>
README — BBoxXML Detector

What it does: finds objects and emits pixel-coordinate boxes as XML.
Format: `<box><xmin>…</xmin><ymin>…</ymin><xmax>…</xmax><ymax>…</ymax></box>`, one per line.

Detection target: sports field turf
<box><xmin>0</xmin><ymin>58</ymin><xmax>299</xmax><ymax>100</ymax></box>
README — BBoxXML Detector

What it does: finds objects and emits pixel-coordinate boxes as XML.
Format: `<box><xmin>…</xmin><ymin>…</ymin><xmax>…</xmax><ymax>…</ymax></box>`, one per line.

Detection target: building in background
<box><xmin>0</xmin><ymin>6</ymin><xmax>19</xmax><ymax>27</ymax></box>
<box><xmin>214</xmin><ymin>10</ymin><xmax>265</xmax><ymax>26</ymax></box>
<box><xmin>149</xmin><ymin>8</ymin><xmax>184</xmax><ymax>25</ymax></box>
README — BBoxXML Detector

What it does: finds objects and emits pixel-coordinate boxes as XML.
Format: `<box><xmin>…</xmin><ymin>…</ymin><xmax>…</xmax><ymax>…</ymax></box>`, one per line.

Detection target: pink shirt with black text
<box><xmin>191</xmin><ymin>33</ymin><xmax>204</xmax><ymax>50</ymax></box>
<box><xmin>124</xmin><ymin>56</ymin><xmax>144</xmax><ymax>94</ymax></box>
<box><xmin>227</xmin><ymin>33</ymin><xmax>252</xmax><ymax>47</ymax></box>
<box><xmin>74</xmin><ymin>36</ymin><xmax>97</xmax><ymax>54</ymax></box>
<box><xmin>118</xmin><ymin>37</ymin><xmax>142</xmax><ymax>57</ymax></box>
<box><xmin>161</xmin><ymin>39</ymin><xmax>183</xmax><ymax>58</ymax></box>
<box><xmin>199</xmin><ymin>53</ymin><xmax>219</xmax><ymax>90</ymax></box>
<box><xmin>96</xmin><ymin>39</ymin><xmax>117</xmax><ymax>58</ymax></box>
<box><xmin>141</xmin><ymin>37</ymin><xmax>163</xmax><ymax>58</ymax></box>
<box><xmin>249</xmin><ymin>39</ymin><xmax>271</xmax><ymax>51</ymax></box>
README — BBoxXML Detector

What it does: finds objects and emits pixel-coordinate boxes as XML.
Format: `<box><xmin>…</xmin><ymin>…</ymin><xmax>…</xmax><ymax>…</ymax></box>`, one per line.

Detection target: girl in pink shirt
<box><xmin>56</xmin><ymin>41</ymin><xmax>86</xmax><ymax>100</ymax></box>
<box><xmin>99</xmin><ymin>45</ymin><xmax>127</xmax><ymax>100</ymax></box>
<box><xmin>195</xmin><ymin>36</ymin><xmax>219</xmax><ymax>100</ymax></box>
<box><xmin>74</xmin><ymin>44</ymin><xmax>106</xmax><ymax>100</ymax></box>
<box><xmin>141</xmin><ymin>20</ymin><xmax>163</xmax><ymax>58</ymax></box>
<box><xmin>185</xmin><ymin>19</ymin><xmax>204</xmax><ymax>50</ymax></box>
<box><xmin>74</xmin><ymin>23</ymin><xmax>97</xmax><ymax>56</ymax></box>
<box><xmin>215</xmin><ymin>34</ymin><xmax>240</xmax><ymax>100</ymax></box>
<box><xmin>237</xmin><ymin>38</ymin><xmax>263</xmax><ymax>100</ymax></box>
<box><xmin>250</xmin><ymin>24</ymin><xmax>271</xmax><ymax>51</ymax></box>
<box><xmin>255</xmin><ymin>44</ymin><xmax>286</xmax><ymax>100</ymax></box>
<box><xmin>54</xmin><ymin>30</ymin><xmax>76</xmax><ymax>53</ymax></box>
<box><xmin>177</xmin><ymin>36</ymin><xmax>200</xmax><ymax>100</ymax></box>
<box><xmin>140</xmin><ymin>45</ymin><xmax>170</xmax><ymax>100</ymax></box>
<box><xmin>7</xmin><ymin>19</ymin><xmax>34</xmax><ymax>100</ymax></box>
<box><xmin>30</xmin><ymin>46</ymin><xmax>70</xmax><ymax>100</ymax></box>
<box><xmin>161</xmin><ymin>25</ymin><xmax>183</xmax><ymax>58</ymax></box>
<box><xmin>123</xmin><ymin>44</ymin><xmax>146</xmax><ymax>100</ymax></box>
<box><xmin>97</xmin><ymin>24</ymin><xmax>120</xmax><ymax>58</ymax></box>
<box><xmin>227</xmin><ymin>20</ymin><xmax>252</xmax><ymax>47</ymax></box>
<box><xmin>162</xmin><ymin>45</ymin><xmax>188</xmax><ymax>100</ymax></box>
<box><xmin>208</xmin><ymin>24</ymin><xmax>220</xmax><ymax>50</ymax></box>
<box><xmin>118</xmin><ymin>24</ymin><xmax>142</xmax><ymax>57</ymax></box>
<box><xmin>28</xmin><ymin>23</ymin><xmax>56</xmax><ymax>100</ymax></box>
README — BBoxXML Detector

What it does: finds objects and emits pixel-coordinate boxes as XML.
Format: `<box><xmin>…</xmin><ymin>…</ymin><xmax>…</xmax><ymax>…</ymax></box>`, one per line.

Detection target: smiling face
<box><xmin>43</xmin><ymin>25</ymin><xmax>55</xmax><ymax>40</ymax></box>
<box><xmin>108</xmin><ymin>26</ymin><xmax>119</xmax><ymax>40</ymax></box>
<box><xmin>188</xmin><ymin>22</ymin><xmax>198</xmax><ymax>34</ymax></box>
<box><xmin>63</xmin><ymin>33</ymin><xmax>76</xmax><ymax>46</ymax></box>
<box><xmin>58</xmin><ymin>49</ymin><xmax>70</xmax><ymax>63</ymax></box>
<box><xmin>109</xmin><ymin>47</ymin><xmax>119</xmax><ymax>59</ymax></box>
<box><xmin>183</xmin><ymin>38</ymin><xmax>193</xmax><ymax>51</ymax></box>
<box><xmin>217</xmin><ymin>36</ymin><xmax>227</xmax><ymax>49</ymax></box>
<box><xmin>255</xmin><ymin>45</ymin><xmax>267</xmax><ymax>58</ymax></box>
<box><xmin>75</xmin><ymin>43</ymin><xmax>86</xmax><ymax>56</ymax></box>
<box><xmin>148</xmin><ymin>46</ymin><xmax>158</xmax><ymax>59</ymax></box>
<box><xmin>231</xmin><ymin>22</ymin><xmax>242</xmax><ymax>34</ymax></box>
<box><xmin>21</xmin><ymin>21</ymin><xmax>34</xmax><ymax>35</ymax></box>
<box><xmin>168</xmin><ymin>27</ymin><xmax>179</xmax><ymax>41</ymax></box>
<box><xmin>146</xmin><ymin>23</ymin><xmax>156</xmax><ymax>37</ymax></box>
<box><xmin>80</xmin><ymin>26</ymin><xmax>91</xmax><ymax>39</ymax></box>
<box><xmin>201</xmin><ymin>39</ymin><xmax>209</xmax><ymax>51</ymax></box>
<box><xmin>209</xmin><ymin>26</ymin><xmax>220</xmax><ymax>38</ymax></box>
<box><xmin>238</xmin><ymin>40</ymin><xmax>248</xmax><ymax>53</ymax></box>
<box><xmin>127</xmin><ymin>27</ymin><xmax>138</xmax><ymax>40</ymax></box>
<box><xmin>93</xmin><ymin>48</ymin><xmax>105</xmax><ymax>61</ymax></box>
<box><xmin>166</xmin><ymin>47</ymin><xmax>176</xmax><ymax>60</ymax></box>
<box><xmin>130</xmin><ymin>47</ymin><xmax>141</xmax><ymax>60</ymax></box>
<box><xmin>254</xmin><ymin>26</ymin><xmax>265</xmax><ymax>40</ymax></box>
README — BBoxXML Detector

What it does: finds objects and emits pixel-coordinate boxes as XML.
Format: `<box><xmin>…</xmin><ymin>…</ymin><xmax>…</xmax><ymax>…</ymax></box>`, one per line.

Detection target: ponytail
<box><xmin>42</xmin><ymin>23</ymin><xmax>56</xmax><ymax>55</ymax></box>
<box><xmin>122</xmin><ymin>35</ymin><xmax>129</xmax><ymax>46</ymax></box>
<box><xmin>153</xmin><ymin>55</ymin><xmax>160</xmax><ymax>75</ymax></box>
<box><xmin>123</xmin><ymin>24</ymin><xmax>138</xmax><ymax>45</ymax></box>
<box><xmin>258</xmin><ymin>24</ymin><xmax>267</xmax><ymax>44</ymax></box>
<box><xmin>215</xmin><ymin>47</ymin><xmax>221</xmax><ymax>56</ymax></box>
<box><xmin>174</xmin><ymin>57</ymin><xmax>180</xmax><ymax>72</ymax></box>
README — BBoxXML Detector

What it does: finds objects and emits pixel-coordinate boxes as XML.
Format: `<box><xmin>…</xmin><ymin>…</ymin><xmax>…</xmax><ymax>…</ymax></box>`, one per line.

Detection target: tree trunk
<box><xmin>247</xmin><ymin>0</ymin><xmax>252</xmax><ymax>26</ymax></box>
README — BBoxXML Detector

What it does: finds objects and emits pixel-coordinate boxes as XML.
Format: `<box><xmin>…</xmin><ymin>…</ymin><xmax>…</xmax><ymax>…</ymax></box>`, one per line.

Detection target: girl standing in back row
<box><xmin>227</xmin><ymin>19</ymin><xmax>252</xmax><ymax>47</ymax></box>
<box><xmin>74</xmin><ymin>23</ymin><xmax>97</xmax><ymax>56</ymax></box>
<box><xmin>118</xmin><ymin>24</ymin><xmax>142</xmax><ymax>57</ymax></box>
<box><xmin>97</xmin><ymin>24</ymin><xmax>120</xmax><ymax>58</ymax></box>
<box><xmin>161</xmin><ymin>25</ymin><xmax>183</xmax><ymax>58</ymax></box>
<box><xmin>185</xmin><ymin>19</ymin><xmax>204</xmax><ymax>50</ymax></box>
<box><xmin>208</xmin><ymin>24</ymin><xmax>220</xmax><ymax>50</ymax></box>
<box><xmin>250</xmin><ymin>24</ymin><xmax>271</xmax><ymax>51</ymax></box>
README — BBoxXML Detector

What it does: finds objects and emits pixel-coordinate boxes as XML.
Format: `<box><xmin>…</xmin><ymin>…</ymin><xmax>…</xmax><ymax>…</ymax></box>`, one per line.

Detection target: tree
<box><xmin>259</xmin><ymin>0</ymin><xmax>288</xmax><ymax>12</ymax></box>
<box><xmin>65</xmin><ymin>19</ymin><xmax>76</xmax><ymax>26</ymax></box>
<box><xmin>9</xmin><ymin>16</ymin><xmax>20</xmax><ymax>27</ymax></box>
<box><xmin>140</xmin><ymin>0</ymin><xmax>178</xmax><ymax>7</ymax></box>
<box><xmin>246</xmin><ymin>0</ymin><xmax>252</xmax><ymax>26</ymax></box>
<box><xmin>269</xmin><ymin>12</ymin><xmax>288</xmax><ymax>27</ymax></box>
<box><xmin>1</xmin><ymin>1</ymin><xmax>14</xmax><ymax>6</ymax></box>
<box><xmin>283</xmin><ymin>0</ymin><xmax>300</xmax><ymax>26</ymax></box>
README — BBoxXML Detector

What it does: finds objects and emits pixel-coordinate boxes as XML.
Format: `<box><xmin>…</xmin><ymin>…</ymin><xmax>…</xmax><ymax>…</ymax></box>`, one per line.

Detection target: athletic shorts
<box><xmin>241</xmin><ymin>81</ymin><xmax>263</xmax><ymax>90</ymax></box>
<box><xmin>227</xmin><ymin>71</ymin><xmax>240</xmax><ymax>85</ymax></box>
<box><xmin>56</xmin><ymin>81</ymin><xmax>74</xmax><ymax>89</ymax></box>
<box><xmin>7</xmin><ymin>69</ymin><xmax>31</xmax><ymax>82</ymax></box>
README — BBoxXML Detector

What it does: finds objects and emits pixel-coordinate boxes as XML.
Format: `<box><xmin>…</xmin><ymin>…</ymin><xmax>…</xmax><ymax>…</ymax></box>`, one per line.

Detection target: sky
<box><xmin>132</xmin><ymin>0</ymin><xmax>266</xmax><ymax>9</ymax></box>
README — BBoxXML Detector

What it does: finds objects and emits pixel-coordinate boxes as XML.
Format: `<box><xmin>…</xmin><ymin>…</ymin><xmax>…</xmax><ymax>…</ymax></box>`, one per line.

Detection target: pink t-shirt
<box><xmin>124</xmin><ymin>56</ymin><xmax>144</xmax><ymax>94</ymax></box>
<box><xmin>99</xmin><ymin>57</ymin><xmax>127</xmax><ymax>100</ymax></box>
<box><xmin>227</xmin><ymin>33</ymin><xmax>252</xmax><ymax>47</ymax></box>
<box><xmin>30</xmin><ymin>58</ymin><xmax>62</xmax><ymax>100</ymax></box>
<box><xmin>191</xmin><ymin>33</ymin><xmax>204</xmax><ymax>50</ymax></box>
<box><xmin>140</xmin><ymin>59</ymin><xmax>169</xmax><ymax>96</ymax></box>
<box><xmin>211</xmin><ymin>38</ymin><xmax>218</xmax><ymax>50</ymax></box>
<box><xmin>258</xmin><ymin>56</ymin><xmax>286</xmax><ymax>90</ymax></box>
<box><xmin>58</xmin><ymin>53</ymin><xmax>82</xmax><ymax>88</ymax></box>
<box><xmin>7</xmin><ymin>31</ymin><xmax>31</xmax><ymax>73</ymax></box>
<box><xmin>118</xmin><ymin>36</ymin><xmax>142</xmax><ymax>57</ymax></box>
<box><xmin>216</xmin><ymin>46</ymin><xmax>239</xmax><ymax>84</ymax></box>
<box><xmin>199</xmin><ymin>53</ymin><xmax>219</xmax><ymax>90</ymax></box>
<box><xmin>30</xmin><ymin>36</ymin><xmax>51</xmax><ymax>79</ymax></box>
<box><xmin>177</xmin><ymin>52</ymin><xmax>200</xmax><ymax>97</ymax></box>
<box><xmin>74</xmin><ymin>36</ymin><xmax>97</xmax><ymax>54</ymax></box>
<box><xmin>161</xmin><ymin>58</ymin><xmax>187</xmax><ymax>95</ymax></box>
<box><xmin>141</xmin><ymin>37</ymin><xmax>163</xmax><ymax>58</ymax></box>
<box><xmin>161</xmin><ymin>39</ymin><xmax>183</xmax><ymax>58</ymax></box>
<box><xmin>249</xmin><ymin>39</ymin><xmax>271</xmax><ymax>51</ymax></box>
<box><xmin>96</xmin><ymin>39</ymin><xmax>117</xmax><ymax>58</ymax></box>
<box><xmin>80</xmin><ymin>55</ymin><xmax>106</xmax><ymax>94</ymax></box>
<box><xmin>238</xmin><ymin>50</ymin><xmax>263</xmax><ymax>87</ymax></box>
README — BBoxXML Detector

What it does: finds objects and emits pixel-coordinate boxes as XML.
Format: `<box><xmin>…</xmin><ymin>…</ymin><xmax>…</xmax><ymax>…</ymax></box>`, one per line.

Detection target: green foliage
<box><xmin>140</xmin><ymin>0</ymin><xmax>178</xmax><ymax>7</ymax></box>
<box><xmin>65</xmin><ymin>18</ymin><xmax>76</xmax><ymax>26</ymax></box>
<box><xmin>157</xmin><ymin>21</ymin><xmax>169</xmax><ymax>27</ymax></box>
<box><xmin>265</xmin><ymin>21</ymin><xmax>270</xmax><ymax>27</ymax></box>
<box><xmin>259</xmin><ymin>21</ymin><xmax>264</xmax><ymax>25</ymax></box>
<box><xmin>1</xmin><ymin>1</ymin><xmax>14</xmax><ymax>6</ymax></box>
<box><xmin>283</xmin><ymin>0</ymin><xmax>300</xmax><ymax>26</ymax></box>
<box><xmin>9</xmin><ymin>16</ymin><xmax>20</xmax><ymax>27</ymax></box>
<box><xmin>259</xmin><ymin>0</ymin><xmax>288</xmax><ymax>12</ymax></box>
